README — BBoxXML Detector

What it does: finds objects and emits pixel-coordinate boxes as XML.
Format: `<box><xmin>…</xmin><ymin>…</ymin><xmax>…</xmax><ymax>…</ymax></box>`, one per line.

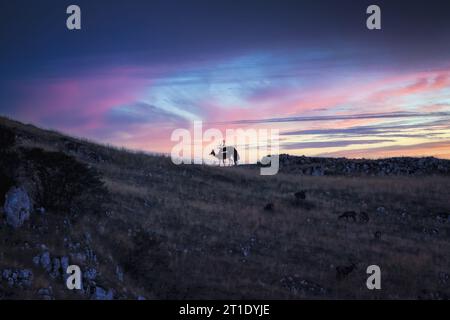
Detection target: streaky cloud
<box><xmin>281</xmin><ymin>119</ymin><xmax>450</xmax><ymax>137</ymax></box>
<box><xmin>214</xmin><ymin>111</ymin><xmax>450</xmax><ymax>125</ymax></box>
<box><xmin>283</xmin><ymin>139</ymin><xmax>395</xmax><ymax>150</ymax></box>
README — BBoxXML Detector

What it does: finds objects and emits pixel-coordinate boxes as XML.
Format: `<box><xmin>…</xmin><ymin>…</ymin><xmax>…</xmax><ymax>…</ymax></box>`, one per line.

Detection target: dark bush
<box><xmin>0</xmin><ymin>170</ymin><xmax>14</xmax><ymax>206</ymax></box>
<box><xmin>0</xmin><ymin>145</ymin><xmax>19</xmax><ymax>205</ymax></box>
<box><xmin>0</xmin><ymin>148</ymin><xmax>19</xmax><ymax>174</ymax></box>
<box><xmin>0</xmin><ymin>126</ymin><xmax>15</xmax><ymax>150</ymax></box>
<box><xmin>23</xmin><ymin>148</ymin><xmax>107</xmax><ymax>215</ymax></box>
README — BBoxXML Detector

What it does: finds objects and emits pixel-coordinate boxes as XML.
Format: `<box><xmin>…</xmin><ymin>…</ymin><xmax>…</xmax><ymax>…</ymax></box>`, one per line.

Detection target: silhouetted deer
<box><xmin>210</xmin><ymin>146</ymin><xmax>240</xmax><ymax>166</ymax></box>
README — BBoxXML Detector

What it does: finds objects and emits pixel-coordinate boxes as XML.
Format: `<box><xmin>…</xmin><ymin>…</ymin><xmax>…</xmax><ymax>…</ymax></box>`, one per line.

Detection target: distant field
<box><xmin>1</xmin><ymin>116</ymin><xmax>450</xmax><ymax>299</ymax></box>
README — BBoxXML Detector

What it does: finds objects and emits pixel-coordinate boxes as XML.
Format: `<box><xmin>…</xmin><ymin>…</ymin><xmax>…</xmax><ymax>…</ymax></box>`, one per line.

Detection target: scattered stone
<box><xmin>436</xmin><ymin>213</ymin><xmax>450</xmax><ymax>224</ymax></box>
<box><xmin>84</xmin><ymin>232</ymin><xmax>92</xmax><ymax>244</ymax></box>
<box><xmin>91</xmin><ymin>286</ymin><xmax>113</xmax><ymax>300</ymax></box>
<box><xmin>84</xmin><ymin>247</ymin><xmax>98</xmax><ymax>265</ymax></box>
<box><xmin>37</xmin><ymin>287</ymin><xmax>53</xmax><ymax>300</ymax></box>
<box><xmin>84</xmin><ymin>267</ymin><xmax>97</xmax><ymax>281</ymax></box>
<box><xmin>422</xmin><ymin>227</ymin><xmax>439</xmax><ymax>236</ymax></box>
<box><xmin>280</xmin><ymin>275</ymin><xmax>328</xmax><ymax>296</ymax></box>
<box><xmin>263</xmin><ymin>203</ymin><xmax>274</xmax><ymax>211</ymax></box>
<box><xmin>116</xmin><ymin>265</ymin><xmax>124</xmax><ymax>282</ymax></box>
<box><xmin>239</xmin><ymin>236</ymin><xmax>258</xmax><ymax>258</ymax></box>
<box><xmin>376</xmin><ymin>207</ymin><xmax>386</xmax><ymax>215</ymax></box>
<box><xmin>419</xmin><ymin>289</ymin><xmax>449</xmax><ymax>300</ymax></box>
<box><xmin>1</xmin><ymin>268</ymin><xmax>33</xmax><ymax>288</ymax></box>
<box><xmin>50</xmin><ymin>257</ymin><xmax>61</xmax><ymax>278</ymax></box>
<box><xmin>32</xmin><ymin>255</ymin><xmax>40</xmax><ymax>266</ymax></box>
<box><xmin>240</xmin><ymin>245</ymin><xmax>251</xmax><ymax>257</ymax></box>
<box><xmin>61</xmin><ymin>256</ymin><xmax>70</xmax><ymax>279</ymax></box>
<box><xmin>40</xmin><ymin>251</ymin><xmax>52</xmax><ymax>272</ymax></box>
<box><xmin>70</xmin><ymin>252</ymin><xmax>86</xmax><ymax>264</ymax></box>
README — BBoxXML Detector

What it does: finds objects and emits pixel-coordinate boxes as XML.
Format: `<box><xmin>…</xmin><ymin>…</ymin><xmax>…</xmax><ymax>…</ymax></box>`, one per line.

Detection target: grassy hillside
<box><xmin>1</xmin><ymin>116</ymin><xmax>450</xmax><ymax>299</ymax></box>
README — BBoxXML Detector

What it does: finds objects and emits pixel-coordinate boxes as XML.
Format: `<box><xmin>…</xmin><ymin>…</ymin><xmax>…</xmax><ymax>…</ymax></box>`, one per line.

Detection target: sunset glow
<box><xmin>1</xmin><ymin>1</ymin><xmax>449</xmax><ymax>159</ymax></box>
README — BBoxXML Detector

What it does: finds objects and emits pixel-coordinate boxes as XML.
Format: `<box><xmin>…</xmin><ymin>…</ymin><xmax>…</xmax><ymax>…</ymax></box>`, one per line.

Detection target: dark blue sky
<box><xmin>2</xmin><ymin>0</ymin><xmax>450</xmax><ymax>78</ymax></box>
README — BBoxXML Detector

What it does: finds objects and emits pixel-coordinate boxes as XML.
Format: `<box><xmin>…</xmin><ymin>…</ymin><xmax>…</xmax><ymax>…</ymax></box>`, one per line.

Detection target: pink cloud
<box><xmin>14</xmin><ymin>67</ymin><xmax>152</xmax><ymax>134</ymax></box>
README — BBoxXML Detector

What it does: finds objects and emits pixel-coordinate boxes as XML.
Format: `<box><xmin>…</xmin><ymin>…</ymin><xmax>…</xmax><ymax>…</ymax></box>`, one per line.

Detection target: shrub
<box><xmin>0</xmin><ymin>148</ymin><xmax>19</xmax><ymax>173</ymax></box>
<box><xmin>0</xmin><ymin>126</ymin><xmax>15</xmax><ymax>150</ymax></box>
<box><xmin>0</xmin><ymin>143</ymin><xmax>19</xmax><ymax>206</ymax></box>
<box><xmin>0</xmin><ymin>170</ymin><xmax>14</xmax><ymax>206</ymax></box>
<box><xmin>23</xmin><ymin>148</ymin><xmax>107</xmax><ymax>215</ymax></box>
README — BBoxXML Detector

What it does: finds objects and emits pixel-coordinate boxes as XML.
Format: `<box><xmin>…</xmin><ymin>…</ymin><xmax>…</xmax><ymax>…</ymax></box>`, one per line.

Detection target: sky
<box><xmin>1</xmin><ymin>0</ymin><xmax>450</xmax><ymax>160</ymax></box>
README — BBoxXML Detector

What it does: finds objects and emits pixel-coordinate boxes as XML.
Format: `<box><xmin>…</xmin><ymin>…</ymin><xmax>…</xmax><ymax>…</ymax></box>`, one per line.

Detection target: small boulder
<box><xmin>84</xmin><ymin>267</ymin><xmax>97</xmax><ymax>281</ymax></box>
<box><xmin>37</xmin><ymin>287</ymin><xmax>53</xmax><ymax>300</ymax></box>
<box><xmin>91</xmin><ymin>287</ymin><xmax>113</xmax><ymax>300</ymax></box>
<box><xmin>116</xmin><ymin>265</ymin><xmax>124</xmax><ymax>282</ymax></box>
<box><xmin>40</xmin><ymin>251</ymin><xmax>52</xmax><ymax>272</ymax></box>
<box><xmin>50</xmin><ymin>258</ymin><xmax>61</xmax><ymax>278</ymax></box>
<box><xmin>61</xmin><ymin>256</ymin><xmax>69</xmax><ymax>278</ymax></box>
<box><xmin>32</xmin><ymin>255</ymin><xmax>40</xmax><ymax>266</ymax></box>
<box><xmin>3</xmin><ymin>187</ymin><xmax>32</xmax><ymax>228</ymax></box>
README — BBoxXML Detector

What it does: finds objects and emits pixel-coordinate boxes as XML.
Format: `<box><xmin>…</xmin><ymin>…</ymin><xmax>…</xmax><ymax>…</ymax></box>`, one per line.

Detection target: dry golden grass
<box><xmin>91</xmin><ymin>157</ymin><xmax>450</xmax><ymax>299</ymax></box>
<box><xmin>1</xmin><ymin>116</ymin><xmax>450</xmax><ymax>299</ymax></box>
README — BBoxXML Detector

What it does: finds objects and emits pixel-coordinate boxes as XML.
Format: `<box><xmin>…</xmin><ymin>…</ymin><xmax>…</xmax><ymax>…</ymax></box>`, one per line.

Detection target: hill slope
<box><xmin>1</xmin><ymin>116</ymin><xmax>450</xmax><ymax>299</ymax></box>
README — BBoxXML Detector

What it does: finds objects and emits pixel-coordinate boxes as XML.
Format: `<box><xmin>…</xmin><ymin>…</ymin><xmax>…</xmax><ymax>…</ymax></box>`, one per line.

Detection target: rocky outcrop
<box><xmin>3</xmin><ymin>187</ymin><xmax>32</xmax><ymax>228</ymax></box>
<box><xmin>277</xmin><ymin>154</ymin><xmax>450</xmax><ymax>176</ymax></box>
